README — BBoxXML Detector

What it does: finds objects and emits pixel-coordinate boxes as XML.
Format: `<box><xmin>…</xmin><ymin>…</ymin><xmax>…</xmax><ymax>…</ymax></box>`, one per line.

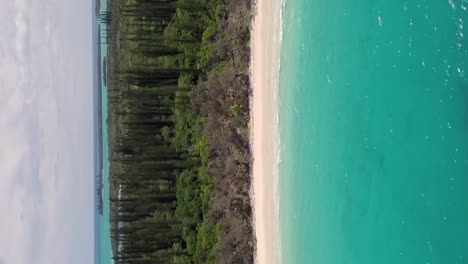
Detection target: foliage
<box><xmin>106</xmin><ymin>0</ymin><xmax>254</xmax><ymax>263</ymax></box>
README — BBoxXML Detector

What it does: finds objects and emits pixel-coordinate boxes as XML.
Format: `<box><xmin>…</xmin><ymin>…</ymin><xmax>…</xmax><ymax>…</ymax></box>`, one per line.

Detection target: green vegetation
<box><xmin>106</xmin><ymin>0</ymin><xmax>254</xmax><ymax>263</ymax></box>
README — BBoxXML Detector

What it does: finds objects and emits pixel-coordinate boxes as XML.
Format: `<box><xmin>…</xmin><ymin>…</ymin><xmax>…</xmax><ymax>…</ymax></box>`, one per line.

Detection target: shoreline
<box><xmin>250</xmin><ymin>0</ymin><xmax>282</xmax><ymax>263</ymax></box>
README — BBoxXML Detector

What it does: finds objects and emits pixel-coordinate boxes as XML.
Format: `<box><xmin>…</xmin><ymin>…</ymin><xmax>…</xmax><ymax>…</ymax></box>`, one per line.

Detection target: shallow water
<box><xmin>94</xmin><ymin>0</ymin><xmax>113</xmax><ymax>263</ymax></box>
<box><xmin>279</xmin><ymin>0</ymin><xmax>468</xmax><ymax>263</ymax></box>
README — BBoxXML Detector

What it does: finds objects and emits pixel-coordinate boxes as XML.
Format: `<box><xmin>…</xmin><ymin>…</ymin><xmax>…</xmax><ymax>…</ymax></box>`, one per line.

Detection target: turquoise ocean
<box><xmin>279</xmin><ymin>0</ymin><xmax>468</xmax><ymax>263</ymax></box>
<box><xmin>95</xmin><ymin>0</ymin><xmax>113</xmax><ymax>262</ymax></box>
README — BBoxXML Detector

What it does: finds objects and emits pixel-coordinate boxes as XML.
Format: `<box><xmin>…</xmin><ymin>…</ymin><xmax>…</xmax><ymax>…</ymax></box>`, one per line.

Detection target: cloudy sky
<box><xmin>0</xmin><ymin>0</ymin><xmax>94</xmax><ymax>263</ymax></box>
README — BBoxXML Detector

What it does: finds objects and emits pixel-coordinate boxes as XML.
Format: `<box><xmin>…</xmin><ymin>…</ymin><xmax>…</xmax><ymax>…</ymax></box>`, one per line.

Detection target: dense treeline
<box><xmin>106</xmin><ymin>0</ymin><xmax>254</xmax><ymax>263</ymax></box>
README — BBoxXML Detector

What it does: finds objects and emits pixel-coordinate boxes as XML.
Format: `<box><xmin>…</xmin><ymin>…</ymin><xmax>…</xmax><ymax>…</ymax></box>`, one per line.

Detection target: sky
<box><xmin>0</xmin><ymin>0</ymin><xmax>94</xmax><ymax>263</ymax></box>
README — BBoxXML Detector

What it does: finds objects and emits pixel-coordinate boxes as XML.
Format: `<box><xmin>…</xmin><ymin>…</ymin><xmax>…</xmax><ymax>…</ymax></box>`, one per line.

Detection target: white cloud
<box><xmin>0</xmin><ymin>0</ymin><xmax>94</xmax><ymax>263</ymax></box>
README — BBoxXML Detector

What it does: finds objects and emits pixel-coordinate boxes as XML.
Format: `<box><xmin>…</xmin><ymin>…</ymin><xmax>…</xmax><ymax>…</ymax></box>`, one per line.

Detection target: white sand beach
<box><xmin>250</xmin><ymin>0</ymin><xmax>282</xmax><ymax>263</ymax></box>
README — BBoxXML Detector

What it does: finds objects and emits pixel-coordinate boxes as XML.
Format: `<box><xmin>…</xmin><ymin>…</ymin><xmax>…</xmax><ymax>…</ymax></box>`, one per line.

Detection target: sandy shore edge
<box><xmin>250</xmin><ymin>0</ymin><xmax>282</xmax><ymax>263</ymax></box>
